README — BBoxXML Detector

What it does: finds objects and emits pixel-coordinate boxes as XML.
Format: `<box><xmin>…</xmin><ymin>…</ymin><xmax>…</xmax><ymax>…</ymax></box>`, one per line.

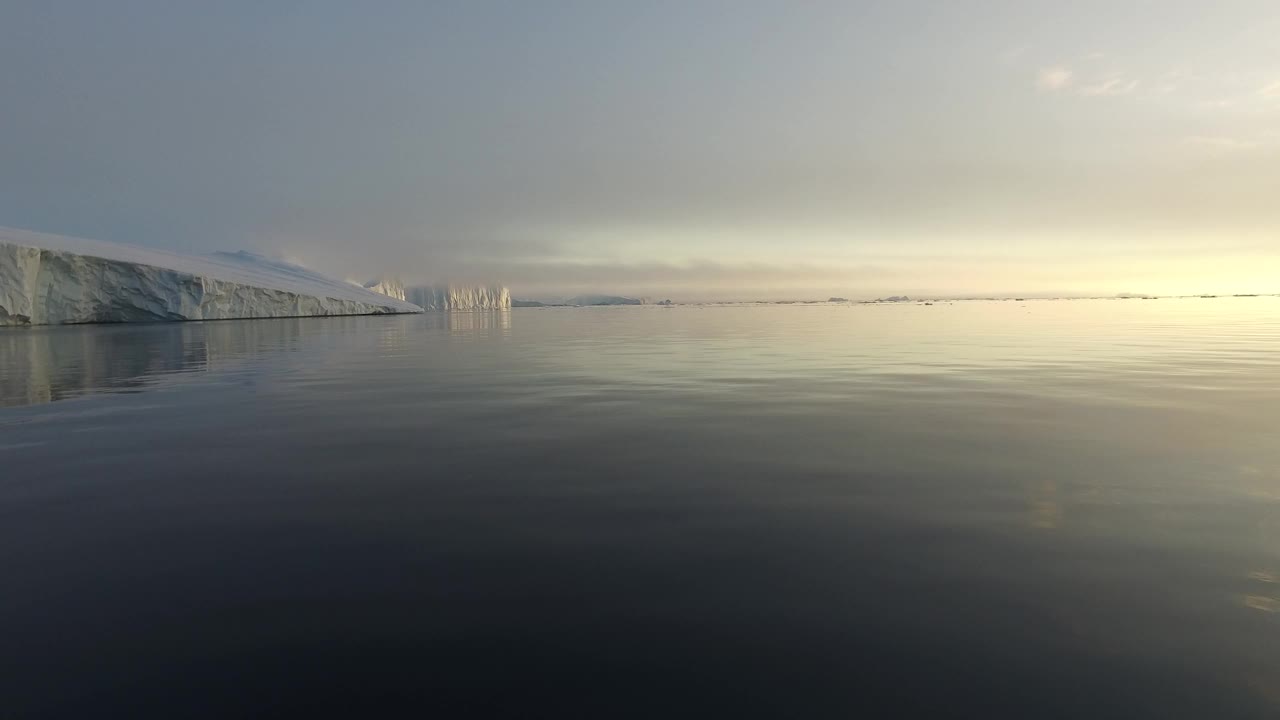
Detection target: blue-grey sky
<box><xmin>2</xmin><ymin>1</ymin><xmax>1278</xmax><ymax>298</ymax></box>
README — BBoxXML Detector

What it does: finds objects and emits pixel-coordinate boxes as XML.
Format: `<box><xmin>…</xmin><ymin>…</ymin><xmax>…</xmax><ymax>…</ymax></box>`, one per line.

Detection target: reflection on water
<box><xmin>1246</xmin><ymin>570</ymin><xmax>1280</xmax><ymax>613</ymax></box>
<box><xmin>1028</xmin><ymin>479</ymin><xmax>1061</xmax><ymax>530</ymax></box>
<box><xmin>446</xmin><ymin>309</ymin><xmax>512</xmax><ymax>334</ymax></box>
<box><xmin>1</xmin><ymin>300</ymin><xmax>1278</xmax><ymax>717</ymax></box>
<box><xmin>0</xmin><ymin>318</ymin><xmax>305</xmax><ymax>407</ymax></box>
<box><xmin>0</xmin><ymin>312</ymin><xmax>515</xmax><ymax>407</ymax></box>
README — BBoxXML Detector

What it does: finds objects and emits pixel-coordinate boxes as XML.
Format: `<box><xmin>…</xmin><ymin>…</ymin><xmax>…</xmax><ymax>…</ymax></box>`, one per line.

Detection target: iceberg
<box><xmin>0</xmin><ymin>227</ymin><xmax>423</xmax><ymax>326</ymax></box>
<box><xmin>363</xmin><ymin>277</ymin><xmax>407</xmax><ymax>302</ymax></box>
<box><xmin>405</xmin><ymin>285</ymin><xmax>511</xmax><ymax>311</ymax></box>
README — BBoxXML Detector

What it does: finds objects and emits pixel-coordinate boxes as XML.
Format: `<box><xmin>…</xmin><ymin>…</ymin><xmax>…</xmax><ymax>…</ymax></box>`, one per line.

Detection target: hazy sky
<box><xmin>2</xmin><ymin>1</ymin><xmax>1278</xmax><ymax>299</ymax></box>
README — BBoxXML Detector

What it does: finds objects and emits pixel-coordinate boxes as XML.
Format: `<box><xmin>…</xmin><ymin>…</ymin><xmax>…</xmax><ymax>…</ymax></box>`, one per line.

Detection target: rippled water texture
<box><xmin>2</xmin><ymin>299</ymin><xmax>1279</xmax><ymax>717</ymax></box>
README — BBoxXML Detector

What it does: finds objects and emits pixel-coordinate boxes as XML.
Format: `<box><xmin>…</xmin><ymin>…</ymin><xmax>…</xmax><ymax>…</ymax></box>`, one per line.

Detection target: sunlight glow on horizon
<box><xmin>2</xmin><ymin>1</ymin><xmax>1278</xmax><ymax>299</ymax></box>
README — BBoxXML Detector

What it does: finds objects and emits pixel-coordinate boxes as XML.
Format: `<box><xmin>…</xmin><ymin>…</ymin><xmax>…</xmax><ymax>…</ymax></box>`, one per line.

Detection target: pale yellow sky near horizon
<box><xmin>2</xmin><ymin>2</ymin><xmax>1278</xmax><ymax>299</ymax></box>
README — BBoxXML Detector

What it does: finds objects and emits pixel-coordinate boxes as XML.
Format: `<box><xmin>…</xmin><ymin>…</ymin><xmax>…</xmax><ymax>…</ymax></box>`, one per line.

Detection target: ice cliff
<box><xmin>405</xmin><ymin>285</ymin><xmax>511</xmax><ymax>311</ymax></box>
<box><xmin>0</xmin><ymin>227</ymin><xmax>423</xmax><ymax>326</ymax></box>
<box><xmin>361</xmin><ymin>277</ymin><xmax>509</xmax><ymax>310</ymax></box>
<box><xmin>363</xmin><ymin>277</ymin><xmax>407</xmax><ymax>302</ymax></box>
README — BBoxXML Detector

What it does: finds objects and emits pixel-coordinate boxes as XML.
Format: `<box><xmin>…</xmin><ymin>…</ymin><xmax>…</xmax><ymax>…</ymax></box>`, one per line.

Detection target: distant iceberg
<box><xmin>0</xmin><ymin>227</ymin><xmax>423</xmax><ymax>326</ymax></box>
<box><xmin>405</xmin><ymin>285</ymin><xmax>511</xmax><ymax>311</ymax></box>
<box><xmin>363</xmin><ymin>277</ymin><xmax>407</xmax><ymax>302</ymax></box>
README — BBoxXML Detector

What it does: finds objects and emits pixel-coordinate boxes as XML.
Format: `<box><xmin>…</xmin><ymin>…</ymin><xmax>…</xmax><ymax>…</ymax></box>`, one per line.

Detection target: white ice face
<box><xmin>405</xmin><ymin>285</ymin><xmax>512</xmax><ymax>311</ymax></box>
<box><xmin>363</xmin><ymin>277</ymin><xmax>408</xmax><ymax>302</ymax></box>
<box><xmin>0</xmin><ymin>227</ymin><xmax>424</xmax><ymax>326</ymax></box>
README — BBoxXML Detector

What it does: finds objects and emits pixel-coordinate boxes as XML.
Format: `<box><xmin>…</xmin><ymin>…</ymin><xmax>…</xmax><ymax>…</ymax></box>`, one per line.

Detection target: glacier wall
<box><xmin>363</xmin><ymin>277</ymin><xmax>407</xmax><ymax>302</ymax></box>
<box><xmin>406</xmin><ymin>285</ymin><xmax>511</xmax><ymax>311</ymax></box>
<box><xmin>0</xmin><ymin>231</ymin><xmax>422</xmax><ymax>326</ymax></box>
<box><xmin>0</xmin><ymin>243</ymin><xmax>42</xmax><ymax>325</ymax></box>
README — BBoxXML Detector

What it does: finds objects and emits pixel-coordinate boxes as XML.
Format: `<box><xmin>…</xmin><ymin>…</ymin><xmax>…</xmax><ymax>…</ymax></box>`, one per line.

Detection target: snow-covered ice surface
<box><xmin>407</xmin><ymin>285</ymin><xmax>511</xmax><ymax>311</ymax></box>
<box><xmin>0</xmin><ymin>227</ymin><xmax>423</xmax><ymax>326</ymax></box>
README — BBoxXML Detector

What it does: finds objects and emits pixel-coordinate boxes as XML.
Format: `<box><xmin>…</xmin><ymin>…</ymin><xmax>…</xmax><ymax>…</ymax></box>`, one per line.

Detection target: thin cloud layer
<box><xmin>1</xmin><ymin>1</ymin><xmax>1277</xmax><ymax>298</ymax></box>
<box><xmin>1037</xmin><ymin>67</ymin><xmax>1074</xmax><ymax>91</ymax></box>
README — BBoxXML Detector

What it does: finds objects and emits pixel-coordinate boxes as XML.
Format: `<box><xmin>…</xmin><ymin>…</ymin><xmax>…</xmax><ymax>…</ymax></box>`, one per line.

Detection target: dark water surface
<box><xmin>2</xmin><ymin>300</ymin><xmax>1279</xmax><ymax>717</ymax></box>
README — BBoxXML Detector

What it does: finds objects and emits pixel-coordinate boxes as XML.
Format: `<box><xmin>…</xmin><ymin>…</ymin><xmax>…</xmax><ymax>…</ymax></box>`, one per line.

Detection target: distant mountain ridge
<box><xmin>566</xmin><ymin>294</ymin><xmax>647</xmax><ymax>306</ymax></box>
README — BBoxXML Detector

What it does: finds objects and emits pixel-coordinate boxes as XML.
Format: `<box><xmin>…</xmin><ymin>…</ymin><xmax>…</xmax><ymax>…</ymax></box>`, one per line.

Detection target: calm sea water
<box><xmin>2</xmin><ymin>300</ymin><xmax>1278</xmax><ymax>717</ymax></box>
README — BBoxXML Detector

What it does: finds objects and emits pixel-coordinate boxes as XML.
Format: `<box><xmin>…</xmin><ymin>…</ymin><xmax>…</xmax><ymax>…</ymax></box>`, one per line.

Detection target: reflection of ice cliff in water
<box><xmin>445</xmin><ymin>310</ymin><xmax>511</xmax><ymax>334</ymax></box>
<box><xmin>0</xmin><ymin>318</ymin><xmax>311</xmax><ymax>408</ymax></box>
<box><xmin>0</xmin><ymin>312</ymin><xmax>516</xmax><ymax>408</ymax></box>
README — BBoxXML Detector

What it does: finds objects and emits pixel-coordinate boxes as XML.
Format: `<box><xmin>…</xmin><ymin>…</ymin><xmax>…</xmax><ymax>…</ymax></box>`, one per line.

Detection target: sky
<box><xmin>2</xmin><ymin>1</ymin><xmax>1278</xmax><ymax>300</ymax></box>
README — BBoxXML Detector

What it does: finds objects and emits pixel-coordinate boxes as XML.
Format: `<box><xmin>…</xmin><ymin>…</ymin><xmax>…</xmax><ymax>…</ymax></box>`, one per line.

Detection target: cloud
<box><xmin>1199</xmin><ymin>98</ymin><xmax>1236</xmax><ymax>110</ymax></box>
<box><xmin>1260</xmin><ymin>81</ymin><xmax>1280</xmax><ymax>98</ymax></box>
<box><xmin>999</xmin><ymin>45</ymin><xmax>1030</xmax><ymax>64</ymax></box>
<box><xmin>1036</xmin><ymin>66</ymin><xmax>1073</xmax><ymax>91</ymax></box>
<box><xmin>1078</xmin><ymin>76</ymin><xmax>1139</xmax><ymax>97</ymax></box>
<box><xmin>451</xmin><ymin>257</ymin><xmax>900</xmax><ymax>300</ymax></box>
<box><xmin>1181</xmin><ymin>136</ymin><xmax>1260</xmax><ymax>154</ymax></box>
